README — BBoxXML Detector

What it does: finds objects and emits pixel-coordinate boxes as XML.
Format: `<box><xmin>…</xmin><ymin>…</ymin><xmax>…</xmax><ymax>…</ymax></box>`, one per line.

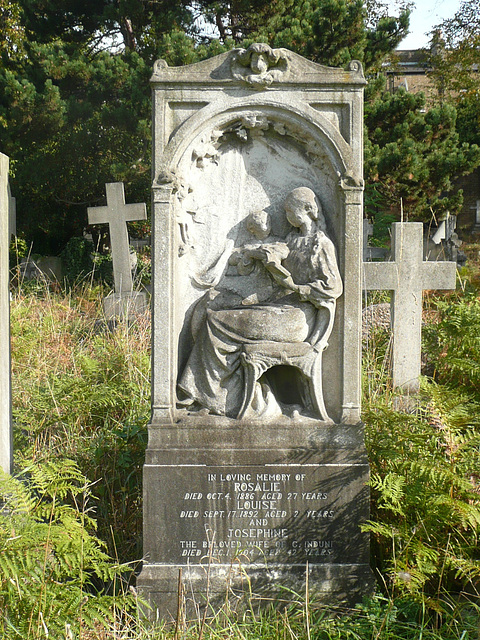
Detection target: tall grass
<box><xmin>4</xmin><ymin>256</ymin><xmax>480</xmax><ymax>637</ymax></box>
<box><xmin>10</xmin><ymin>280</ymin><xmax>150</xmax><ymax>565</ymax></box>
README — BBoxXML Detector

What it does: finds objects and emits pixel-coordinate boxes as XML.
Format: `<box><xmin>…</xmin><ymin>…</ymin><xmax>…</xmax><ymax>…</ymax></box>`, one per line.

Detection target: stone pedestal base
<box><xmin>103</xmin><ymin>291</ymin><xmax>148</xmax><ymax>320</ymax></box>
<box><xmin>140</xmin><ymin>563</ymin><xmax>374</xmax><ymax>622</ymax></box>
<box><xmin>137</xmin><ymin>418</ymin><xmax>374</xmax><ymax>622</ymax></box>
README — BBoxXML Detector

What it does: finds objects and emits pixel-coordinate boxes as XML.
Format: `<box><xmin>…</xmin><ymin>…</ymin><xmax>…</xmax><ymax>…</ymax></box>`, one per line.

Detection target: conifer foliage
<box><xmin>4</xmin><ymin>0</ymin><xmax>479</xmax><ymax>251</ymax></box>
<box><xmin>364</xmin><ymin>87</ymin><xmax>480</xmax><ymax>220</ymax></box>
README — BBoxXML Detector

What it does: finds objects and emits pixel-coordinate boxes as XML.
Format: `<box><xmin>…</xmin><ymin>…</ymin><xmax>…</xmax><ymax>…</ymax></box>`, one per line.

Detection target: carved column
<box><xmin>151</xmin><ymin>182</ymin><xmax>175</xmax><ymax>422</ymax></box>
<box><xmin>340</xmin><ymin>179</ymin><xmax>364</xmax><ymax>424</ymax></box>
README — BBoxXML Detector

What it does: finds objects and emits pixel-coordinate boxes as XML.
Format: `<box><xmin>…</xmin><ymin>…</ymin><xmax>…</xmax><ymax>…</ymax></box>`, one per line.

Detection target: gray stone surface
<box><xmin>149</xmin><ymin>45</ymin><xmax>366</xmax><ymax>426</ymax></box>
<box><xmin>142</xmin><ymin>420</ymin><xmax>372</xmax><ymax>618</ymax></box>
<box><xmin>363</xmin><ymin>222</ymin><xmax>456</xmax><ymax>393</ymax></box>
<box><xmin>87</xmin><ymin>182</ymin><xmax>147</xmax><ymax>294</ymax></box>
<box><xmin>0</xmin><ymin>154</ymin><xmax>12</xmax><ymax>474</ymax></box>
<box><xmin>139</xmin><ymin>44</ymin><xmax>372</xmax><ymax>617</ymax></box>
<box><xmin>177</xmin><ymin>187</ymin><xmax>342</xmax><ymax>423</ymax></box>
<box><xmin>102</xmin><ymin>290</ymin><xmax>148</xmax><ymax>320</ymax></box>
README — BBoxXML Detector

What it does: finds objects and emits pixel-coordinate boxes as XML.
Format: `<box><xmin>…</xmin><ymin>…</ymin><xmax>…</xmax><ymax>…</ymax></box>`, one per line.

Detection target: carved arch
<box><xmin>155</xmin><ymin>98</ymin><xmax>356</xmax><ymax>186</ymax></box>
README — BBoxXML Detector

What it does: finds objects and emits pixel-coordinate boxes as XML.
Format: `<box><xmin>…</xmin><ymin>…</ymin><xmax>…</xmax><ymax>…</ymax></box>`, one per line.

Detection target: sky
<box><xmin>397</xmin><ymin>0</ymin><xmax>461</xmax><ymax>49</ymax></box>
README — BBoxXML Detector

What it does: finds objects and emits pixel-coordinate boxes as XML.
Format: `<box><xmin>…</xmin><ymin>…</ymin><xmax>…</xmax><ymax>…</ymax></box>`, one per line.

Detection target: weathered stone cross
<box><xmin>88</xmin><ymin>183</ymin><xmax>146</xmax><ymax>294</ymax></box>
<box><xmin>471</xmin><ymin>199</ymin><xmax>480</xmax><ymax>230</ymax></box>
<box><xmin>363</xmin><ymin>222</ymin><xmax>456</xmax><ymax>393</ymax></box>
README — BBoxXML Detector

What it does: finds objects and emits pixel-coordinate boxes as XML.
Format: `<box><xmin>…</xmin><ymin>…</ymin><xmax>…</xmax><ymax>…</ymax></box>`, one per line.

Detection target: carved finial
<box><xmin>231</xmin><ymin>43</ymin><xmax>289</xmax><ymax>89</ymax></box>
<box><xmin>153</xmin><ymin>59</ymin><xmax>168</xmax><ymax>74</ymax></box>
<box><xmin>346</xmin><ymin>60</ymin><xmax>363</xmax><ymax>75</ymax></box>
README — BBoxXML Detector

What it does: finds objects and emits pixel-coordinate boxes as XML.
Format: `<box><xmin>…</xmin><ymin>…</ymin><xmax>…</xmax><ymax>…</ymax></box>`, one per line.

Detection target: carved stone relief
<box><xmin>172</xmin><ymin>117</ymin><xmax>343</xmax><ymax>422</ymax></box>
<box><xmin>230</xmin><ymin>43</ymin><xmax>290</xmax><ymax>88</ymax></box>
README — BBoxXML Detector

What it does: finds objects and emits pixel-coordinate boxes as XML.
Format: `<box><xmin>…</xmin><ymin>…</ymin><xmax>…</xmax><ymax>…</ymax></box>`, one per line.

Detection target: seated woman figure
<box><xmin>177</xmin><ymin>187</ymin><xmax>342</xmax><ymax>419</ymax></box>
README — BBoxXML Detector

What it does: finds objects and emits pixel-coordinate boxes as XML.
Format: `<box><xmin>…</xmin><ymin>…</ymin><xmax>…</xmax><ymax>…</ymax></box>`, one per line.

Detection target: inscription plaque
<box><xmin>155</xmin><ymin>464</ymin><xmax>366</xmax><ymax>564</ymax></box>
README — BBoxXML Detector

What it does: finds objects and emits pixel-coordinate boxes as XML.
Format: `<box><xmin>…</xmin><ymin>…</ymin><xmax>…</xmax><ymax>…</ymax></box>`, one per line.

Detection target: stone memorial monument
<box><xmin>0</xmin><ymin>153</ymin><xmax>12</xmax><ymax>474</ymax></box>
<box><xmin>363</xmin><ymin>222</ymin><xmax>456</xmax><ymax>394</ymax></box>
<box><xmin>88</xmin><ymin>182</ymin><xmax>148</xmax><ymax>319</ymax></box>
<box><xmin>138</xmin><ymin>45</ymin><xmax>373</xmax><ymax>617</ymax></box>
<box><xmin>426</xmin><ymin>214</ymin><xmax>464</xmax><ymax>264</ymax></box>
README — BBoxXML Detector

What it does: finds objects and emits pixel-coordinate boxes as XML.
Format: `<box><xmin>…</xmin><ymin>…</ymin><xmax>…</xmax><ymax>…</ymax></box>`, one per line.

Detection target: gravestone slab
<box><xmin>0</xmin><ymin>154</ymin><xmax>11</xmax><ymax>474</ymax></box>
<box><xmin>141</xmin><ymin>420</ymin><xmax>371</xmax><ymax>614</ymax></box>
<box><xmin>20</xmin><ymin>256</ymin><xmax>63</xmax><ymax>282</ymax></box>
<box><xmin>426</xmin><ymin>214</ymin><xmax>463</xmax><ymax>263</ymax></box>
<box><xmin>88</xmin><ymin>182</ymin><xmax>148</xmax><ymax>319</ymax></box>
<box><xmin>363</xmin><ymin>222</ymin><xmax>456</xmax><ymax>393</ymax></box>
<box><xmin>139</xmin><ymin>45</ymin><xmax>373</xmax><ymax>618</ymax></box>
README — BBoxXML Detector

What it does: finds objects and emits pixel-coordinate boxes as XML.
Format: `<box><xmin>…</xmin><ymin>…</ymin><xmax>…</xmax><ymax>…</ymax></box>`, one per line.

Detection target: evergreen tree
<box><xmin>364</xmin><ymin>82</ymin><xmax>480</xmax><ymax>221</ymax></box>
<box><xmin>1</xmin><ymin>0</ymin><xmax>478</xmax><ymax>251</ymax></box>
<box><xmin>426</xmin><ymin>2</ymin><xmax>480</xmax><ymax>160</ymax></box>
<box><xmin>197</xmin><ymin>0</ymin><xmax>410</xmax><ymax>72</ymax></box>
<box><xmin>0</xmin><ymin>0</ymin><xmax>199</xmax><ymax>252</ymax></box>
<box><xmin>428</xmin><ymin>0</ymin><xmax>480</xmax><ymax>97</ymax></box>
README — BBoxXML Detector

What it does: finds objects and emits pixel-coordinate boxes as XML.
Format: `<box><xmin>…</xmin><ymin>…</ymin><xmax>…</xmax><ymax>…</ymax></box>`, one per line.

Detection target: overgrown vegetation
<box><xmin>361</xmin><ymin>254</ymin><xmax>480</xmax><ymax>622</ymax></box>
<box><xmin>10</xmin><ymin>281</ymin><xmax>150</xmax><ymax>566</ymax></box>
<box><xmin>2</xmin><ymin>247</ymin><xmax>478</xmax><ymax>638</ymax></box>
<box><xmin>0</xmin><ymin>459</ymin><xmax>135</xmax><ymax>639</ymax></box>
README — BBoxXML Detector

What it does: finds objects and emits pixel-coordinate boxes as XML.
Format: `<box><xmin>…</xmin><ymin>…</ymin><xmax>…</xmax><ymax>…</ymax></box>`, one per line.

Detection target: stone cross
<box><xmin>363</xmin><ymin>222</ymin><xmax>456</xmax><ymax>393</ymax></box>
<box><xmin>0</xmin><ymin>153</ymin><xmax>12</xmax><ymax>474</ymax></box>
<box><xmin>471</xmin><ymin>199</ymin><xmax>480</xmax><ymax>230</ymax></box>
<box><xmin>88</xmin><ymin>182</ymin><xmax>146</xmax><ymax>294</ymax></box>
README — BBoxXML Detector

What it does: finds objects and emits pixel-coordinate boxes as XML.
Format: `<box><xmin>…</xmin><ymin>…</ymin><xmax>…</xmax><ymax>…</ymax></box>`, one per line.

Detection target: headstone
<box><xmin>87</xmin><ymin>182</ymin><xmax>148</xmax><ymax>319</ymax></box>
<box><xmin>363</xmin><ymin>222</ymin><xmax>456</xmax><ymax>393</ymax></box>
<box><xmin>19</xmin><ymin>256</ymin><xmax>63</xmax><ymax>282</ymax></box>
<box><xmin>138</xmin><ymin>45</ymin><xmax>374</xmax><ymax>618</ymax></box>
<box><xmin>0</xmin><ymin>154</ymin><xmax>12</xmax><ymax>474</ymax></box>
<box><xmin>426</xmin><ymin>213</ymin><xmax>463</xmax><ymax>263</ymax></box>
